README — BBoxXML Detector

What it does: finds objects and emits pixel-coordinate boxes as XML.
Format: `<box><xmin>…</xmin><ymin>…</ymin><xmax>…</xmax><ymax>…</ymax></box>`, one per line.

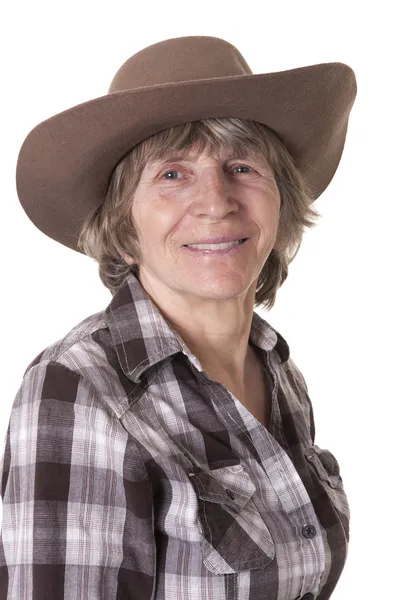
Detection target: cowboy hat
<box><xmin>15</xmin><ymin>35</ymin><xmax>357</xmax><ymax>254</ymax></box>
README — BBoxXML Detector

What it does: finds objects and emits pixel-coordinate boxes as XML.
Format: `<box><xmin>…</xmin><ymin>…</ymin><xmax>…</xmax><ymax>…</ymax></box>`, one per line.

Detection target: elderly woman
<box><xmin>0</xmin><ymin>36</ymin><xmax>356</xmax><ymax>599</ymax></box>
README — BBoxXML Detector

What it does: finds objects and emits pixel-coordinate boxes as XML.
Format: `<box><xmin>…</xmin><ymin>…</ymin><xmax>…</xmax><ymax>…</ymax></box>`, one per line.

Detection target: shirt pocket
<box><xmin>188</xmin><ymin>463</ymin><xmax>275</xmax><ymax>574</ymax></box>
<box><xmin>304</xmin><ymin>444</ymin><xmax>351</xmax><ymax>542</ymax></box>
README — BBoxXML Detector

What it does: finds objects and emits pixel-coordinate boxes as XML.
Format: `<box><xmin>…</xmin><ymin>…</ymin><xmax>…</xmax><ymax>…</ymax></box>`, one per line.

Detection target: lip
<box><xmin>183</xmin><ymin>238</ymin><xmax>249</xmax><ymax>256</ymax></box>
<box><xmin>184</xmin><ymin>236</ymin><xmax>249</xmax><ymax>245</ymax></box>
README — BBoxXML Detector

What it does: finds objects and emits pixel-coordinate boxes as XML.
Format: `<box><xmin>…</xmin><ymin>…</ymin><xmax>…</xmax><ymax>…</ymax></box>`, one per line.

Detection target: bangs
<box><xmin>133</xmin><ymin>119</ymin><xmax>276</xmax><ymax>168</ymax></box>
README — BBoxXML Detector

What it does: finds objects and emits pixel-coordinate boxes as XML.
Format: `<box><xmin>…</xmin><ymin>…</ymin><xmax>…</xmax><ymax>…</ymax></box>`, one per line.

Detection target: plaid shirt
<box><xmin>0</xmin><ymin>272</ymin><xmax>350</xmax><ymax>600</ymax></box>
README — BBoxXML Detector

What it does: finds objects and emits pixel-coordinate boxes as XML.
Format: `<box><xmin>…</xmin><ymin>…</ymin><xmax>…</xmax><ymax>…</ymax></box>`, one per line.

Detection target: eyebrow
<box><xmin>148</xmin><ymin>149</ymin><xmax>265</xmax><ymax>169</ymax></box>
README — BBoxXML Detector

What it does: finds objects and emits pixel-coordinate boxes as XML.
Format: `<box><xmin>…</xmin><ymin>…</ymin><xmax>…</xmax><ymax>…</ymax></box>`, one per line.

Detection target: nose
<box><xmin>190</xmin><ymin>167</ymin><xmax>239</xmax><ymax>218</ymax></box>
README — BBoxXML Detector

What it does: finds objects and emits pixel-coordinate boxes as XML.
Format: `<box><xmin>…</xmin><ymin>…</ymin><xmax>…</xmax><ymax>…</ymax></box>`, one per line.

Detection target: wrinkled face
<box><xmin>122</xmin><ymin>146</ymin><xmax>281</xmax><ymax>306</ymax></box>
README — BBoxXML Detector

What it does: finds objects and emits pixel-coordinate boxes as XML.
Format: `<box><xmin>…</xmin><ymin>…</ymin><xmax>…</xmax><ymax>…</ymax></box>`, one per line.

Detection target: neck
<box><xmin>138</xmin><ymin>271</ymin><xmax>258</xmax><ymax>388</ymax></box>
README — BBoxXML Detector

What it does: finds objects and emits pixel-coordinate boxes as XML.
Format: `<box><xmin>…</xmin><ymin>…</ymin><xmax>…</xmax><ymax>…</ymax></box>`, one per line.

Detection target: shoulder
<box><xmin>23</xmin><ymin>310</ymin><xmax>106</xmax><ymax>373</ymax></box>
<box><xmin>21</xmin><ymin>309</ymin><xmax>133</xmax><ymax>419</ymax></box>
<box><xmin>282</xmin><ymin>355</ymin><xmax>309</xmax><ymax>391</ymax></box>
<box><xmin>276</xmin><ymin>354</ymin><xmax>316</xmax><ymax>445</ymax></box>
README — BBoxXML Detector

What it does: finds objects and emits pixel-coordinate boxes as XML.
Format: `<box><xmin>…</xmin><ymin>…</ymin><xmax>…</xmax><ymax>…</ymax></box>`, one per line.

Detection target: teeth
<box><xmin>187</xmin><ymin>239</ymin><xmax>243</xmax><ymax>250</ymax></box>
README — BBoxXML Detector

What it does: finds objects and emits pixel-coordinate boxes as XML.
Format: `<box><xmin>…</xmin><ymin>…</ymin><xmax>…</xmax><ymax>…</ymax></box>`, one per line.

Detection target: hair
<box><xmin>77</xmin><ymin>117</ymin><xmax>321</xmax><ymax>311</ymax></box>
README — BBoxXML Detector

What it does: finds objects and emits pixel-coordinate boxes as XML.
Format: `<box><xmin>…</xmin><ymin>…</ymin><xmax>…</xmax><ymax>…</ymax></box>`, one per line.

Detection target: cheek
<box><xmin>137</xmin><ymin>209</ymin><xmax>183</xmax><ymax>253</ymax></box>
<box><xmin>154</xmin><ymin>205</ymin><xmax>188</xmax><ymax>240</ymax></box>
<box><xmin>258</xmin><ymin>207</ymin><xmax>280</xmax><ymax>245</ymax></box>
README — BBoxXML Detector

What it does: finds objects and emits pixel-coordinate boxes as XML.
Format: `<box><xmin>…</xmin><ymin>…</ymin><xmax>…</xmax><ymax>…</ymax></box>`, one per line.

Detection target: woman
<box><xmin>0</xmin><ymin>36</ymin><xmax>357</xmax><ymax>599</ymax></box>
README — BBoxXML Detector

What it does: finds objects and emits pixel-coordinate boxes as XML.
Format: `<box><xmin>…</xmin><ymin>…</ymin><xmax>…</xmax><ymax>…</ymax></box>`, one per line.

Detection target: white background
<box><xmin>1</xmin><ymin>1</ymin><xmax>399</xmax><ymax>597</ymax></box>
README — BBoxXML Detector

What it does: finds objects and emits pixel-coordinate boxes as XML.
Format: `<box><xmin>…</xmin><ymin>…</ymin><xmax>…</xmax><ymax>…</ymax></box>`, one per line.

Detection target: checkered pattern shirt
<box><xmin>0</xmin><ymin>272</ymin><xmax>350</xmax><ymax>599</ymax></box>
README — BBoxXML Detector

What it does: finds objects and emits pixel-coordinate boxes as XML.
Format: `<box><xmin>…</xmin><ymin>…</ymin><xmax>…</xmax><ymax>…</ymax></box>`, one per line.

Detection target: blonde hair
<box><xmin>77</xmin><ymin>118</ymin><xmax>321</xmax><ymax>310</ymax></box>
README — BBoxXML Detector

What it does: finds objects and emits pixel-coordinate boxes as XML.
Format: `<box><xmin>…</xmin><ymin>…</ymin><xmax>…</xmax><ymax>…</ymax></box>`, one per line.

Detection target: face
<box><xmin>121</xmin><ymin>146</ymin><xmax>281</xmax><ymax>308</ymax></box>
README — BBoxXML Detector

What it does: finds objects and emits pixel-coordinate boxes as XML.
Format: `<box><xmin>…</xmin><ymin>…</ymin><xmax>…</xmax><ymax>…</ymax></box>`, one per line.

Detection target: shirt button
<box><xmin>225</xmin><ymin>488</ymin><xmax>235</xmax><ymax>500</ymax></box>
<box><xmin>302</xmin><ymin>525</ymin><xmax>316</xmax><ymax>538</ymax></box>
<box><xmin>301</xmin><ymin>594</ymin><xmax>314</xmax><ymax>600</ymax></box>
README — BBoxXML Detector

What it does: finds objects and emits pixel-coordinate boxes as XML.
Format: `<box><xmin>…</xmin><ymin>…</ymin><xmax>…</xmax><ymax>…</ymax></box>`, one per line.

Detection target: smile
<box><xmin>183</xmin><ymin>238</ymin><xmax>248</xmax><ymax>255</ymax></box>
<box><xmin>185</xmin><ymin>239</ymin><xmax>247</xmax><ymax>250</ymax></box>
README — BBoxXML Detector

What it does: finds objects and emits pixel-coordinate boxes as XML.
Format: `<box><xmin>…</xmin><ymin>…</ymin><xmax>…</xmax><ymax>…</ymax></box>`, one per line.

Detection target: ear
<box><xmin>119</xmin><ymin>251</ymin><xmax>135</xmax><ymax>265</ymax></box>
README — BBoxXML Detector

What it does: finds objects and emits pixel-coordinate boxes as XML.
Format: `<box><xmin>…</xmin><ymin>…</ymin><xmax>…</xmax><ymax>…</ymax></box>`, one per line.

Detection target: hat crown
<box><xmin>108</xmin><ymin>36</ymin><xmax>253</xmax><ymax>93</ymax></box>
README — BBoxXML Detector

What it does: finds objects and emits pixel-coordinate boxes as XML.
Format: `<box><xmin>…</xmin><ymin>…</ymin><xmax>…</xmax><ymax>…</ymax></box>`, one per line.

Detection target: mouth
<box><xmin>183</xmin><ymin>238</ymin><xmax>249</xmax><ymax>255</ymax></box>
<box><xmin>184</xmin><ymin>238</ymin><xmax>248</xmax><ymax>249</ymax></box>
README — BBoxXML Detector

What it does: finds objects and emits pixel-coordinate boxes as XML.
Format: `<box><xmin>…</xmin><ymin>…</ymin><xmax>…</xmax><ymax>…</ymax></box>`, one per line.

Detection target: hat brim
<box><xmin>16</xmin><ymin>62</ymin><xmax>357</xmax><ymax>253</ymax></box>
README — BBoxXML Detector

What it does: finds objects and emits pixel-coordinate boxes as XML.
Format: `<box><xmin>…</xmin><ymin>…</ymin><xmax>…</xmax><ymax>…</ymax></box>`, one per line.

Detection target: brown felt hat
<box><xmin>15</xmin><ymin>35</ymin><xmax>357</xmax><ymax>254</ymax></box>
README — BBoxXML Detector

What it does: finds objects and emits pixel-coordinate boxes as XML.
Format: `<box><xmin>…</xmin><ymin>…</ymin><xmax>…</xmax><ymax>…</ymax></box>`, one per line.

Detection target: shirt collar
<box><xmin>105</xmin><ymin>271</ymin><xmax>290</xmax><ymax>383</ymax></box>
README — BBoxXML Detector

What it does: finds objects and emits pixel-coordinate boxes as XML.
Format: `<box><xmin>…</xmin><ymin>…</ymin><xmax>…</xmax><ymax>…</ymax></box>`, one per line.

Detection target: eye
<box><xmin>231</xmin><ymin>165</ymin><xmax>254</xmax><ymax>174</ymax></box>
<box><xmin>162</xmin><ymin>170</ymin><xmax>180</xmax><ymax>180</ymax></box>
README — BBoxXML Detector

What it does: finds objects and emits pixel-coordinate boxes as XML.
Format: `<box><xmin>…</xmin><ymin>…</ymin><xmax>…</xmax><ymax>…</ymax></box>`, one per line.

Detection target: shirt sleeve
<box><xmin>0</xmin><ymin>361</ymin><xmax>155</xmax><ymax>600</ymax></box>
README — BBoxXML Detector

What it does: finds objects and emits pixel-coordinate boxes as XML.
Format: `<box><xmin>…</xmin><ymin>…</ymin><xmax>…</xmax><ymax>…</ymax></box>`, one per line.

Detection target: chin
<box><xmin>188</xmin><ymin>280</ymin><xmax>251</xmax><ymax>299</ymax></box>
